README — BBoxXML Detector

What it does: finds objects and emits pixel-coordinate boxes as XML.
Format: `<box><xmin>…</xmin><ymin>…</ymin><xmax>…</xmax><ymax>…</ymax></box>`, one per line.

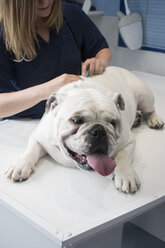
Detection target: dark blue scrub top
<box><xmin>0</xmin><ymin>2</ymin><xmax>109</xmax><ymax>119</ymax></box>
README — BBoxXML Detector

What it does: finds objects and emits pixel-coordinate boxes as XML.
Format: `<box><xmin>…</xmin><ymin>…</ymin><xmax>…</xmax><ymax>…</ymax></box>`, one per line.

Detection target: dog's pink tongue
<box><xmin>86</xmin><ymin>154</ymin><xmax>116</xmax><ymax>176</ymax></box>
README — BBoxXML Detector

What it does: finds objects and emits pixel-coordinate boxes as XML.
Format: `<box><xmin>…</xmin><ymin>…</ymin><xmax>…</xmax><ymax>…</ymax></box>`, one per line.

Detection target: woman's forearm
<box><xmin>0</xmin><ymin>83</ymin><xmax>49</xmax><ymax>118</ymax></box>
<box><xmin>95</xmin><ymin>48</ymin><xmax>112</xmax><ymax>67</ymax></box>
<box><xmin>0</xmin><ymin>74</ymin><xmax>81</xmax><ymax>118</ymax></box>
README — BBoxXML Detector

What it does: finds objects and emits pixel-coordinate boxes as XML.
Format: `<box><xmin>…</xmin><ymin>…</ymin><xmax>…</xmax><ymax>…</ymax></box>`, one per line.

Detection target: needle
<box><xmin>85</xmin><ymin>68</ymin><xmax>90</xmax><ymax>77</ymax></box>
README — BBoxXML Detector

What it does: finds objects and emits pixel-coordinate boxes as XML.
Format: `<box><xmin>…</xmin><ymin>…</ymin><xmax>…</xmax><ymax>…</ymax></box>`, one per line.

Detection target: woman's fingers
<box><xmin>81</xmin><ymin>58</ymin><xmax>106</xmax><ymax>76</ymax></box>
<box><xmin>81</xmin><ymin>60</ymin><xmax>90</xmax><ymax>76</ymax></box>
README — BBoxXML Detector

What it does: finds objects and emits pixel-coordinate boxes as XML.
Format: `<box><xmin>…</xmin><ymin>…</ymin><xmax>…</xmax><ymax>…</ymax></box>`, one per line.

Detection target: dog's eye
<box><xmin>72</xmin><ymin>117</ymin><xmax>84</xmax><ymax>125</ymax></box>
<box><xmin>110</xmin><ymin>120</ymin><xmax>117</xmax><ymax>128</ymax></box>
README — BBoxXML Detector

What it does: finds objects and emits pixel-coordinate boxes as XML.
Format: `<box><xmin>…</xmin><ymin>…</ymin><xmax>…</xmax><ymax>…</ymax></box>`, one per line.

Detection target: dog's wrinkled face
<box><xmin>46</xmin><ymin>87</ymin><xmax>125</xmax><ymax>176</ymax></box>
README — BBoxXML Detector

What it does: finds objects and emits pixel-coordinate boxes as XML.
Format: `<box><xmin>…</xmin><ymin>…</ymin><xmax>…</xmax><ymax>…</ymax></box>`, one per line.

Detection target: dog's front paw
<box><xmin>5</xmin><ymin>161</ymin><xmax>34</xmax><ymax>182</ymax></box>
<box><xmin>113</xmin><ymin>167</ymin><xmax>140</xmax><ymax>193</ymax></box>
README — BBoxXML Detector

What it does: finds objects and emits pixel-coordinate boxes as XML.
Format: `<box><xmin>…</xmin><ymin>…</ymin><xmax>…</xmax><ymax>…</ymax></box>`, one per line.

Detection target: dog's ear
<box><xmin>112</xmin><ymin>93</ymin><xmax>125</xmax><ymax>111</ymax></box>
<box><xmin>45</xmin><ymin>94</ymin><xmax>57</xmax><ymax>113</ymax></box>
<box><xmin>45</xmin><ymin>93</ymin><xmax>67</xmax><ymax>112</ymax></box>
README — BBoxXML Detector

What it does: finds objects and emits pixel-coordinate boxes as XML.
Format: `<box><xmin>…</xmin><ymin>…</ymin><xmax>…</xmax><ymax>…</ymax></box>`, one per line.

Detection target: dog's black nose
<box><xmin>86</xmin><ymin>124</ymin><xmax>108</xmax><ymax>154</ymax></box>
<box><xmin>87</xmin><ymin>124</ymin><xmax>108</xmax><ymax>154</ymax></box>
<box><xmin>90</xmin><ymin>124</ymin><xmax>107</xmax><ymax>138</ymax></box>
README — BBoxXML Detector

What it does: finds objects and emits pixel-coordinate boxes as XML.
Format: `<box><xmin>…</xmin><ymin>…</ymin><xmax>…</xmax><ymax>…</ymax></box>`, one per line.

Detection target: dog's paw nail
<box><xmin>131</xmin><ymin>188</ymin><xmax>136</xmax><ymax>193</ymax></box>
<box><xmin>119</xmin><ymin>187</ymin><xmax>122</xmax><ymax>192</ymax></box>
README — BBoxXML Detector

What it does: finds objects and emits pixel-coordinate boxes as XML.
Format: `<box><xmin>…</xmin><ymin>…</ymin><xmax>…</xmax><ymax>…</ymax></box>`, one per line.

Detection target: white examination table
<box><xmin>0</xmin><ymin>71</ymin><xmax>165</xmax><ymax>248</ymax></box>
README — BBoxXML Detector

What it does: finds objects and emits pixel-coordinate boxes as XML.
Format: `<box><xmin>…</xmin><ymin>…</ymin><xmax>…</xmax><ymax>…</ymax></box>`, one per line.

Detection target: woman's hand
<box><xmin>81</xmin><ymin>48</ymin><xmax>112</xmax><ymax>77</ymax></box>
<box><xmin>82</xmin><ymin>57</ymin><xmax>106</xmax><ymax>77</ymax></box>
<box><xmin>55</xmin><ymin>73</ymin><xmax>82</xmax><ymax>89</ymax></box>
<box><xmin>43</xmin><ymin>73</ymin><xmax>82</xmax><ymax>100</ymax></box>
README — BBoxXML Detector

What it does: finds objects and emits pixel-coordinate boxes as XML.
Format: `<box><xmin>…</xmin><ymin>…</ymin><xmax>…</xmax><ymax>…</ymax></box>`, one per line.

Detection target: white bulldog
<box><xmin>6</xmin><ymin>66</ymin><xmax>164</xmax><ymax>193</ymax></box>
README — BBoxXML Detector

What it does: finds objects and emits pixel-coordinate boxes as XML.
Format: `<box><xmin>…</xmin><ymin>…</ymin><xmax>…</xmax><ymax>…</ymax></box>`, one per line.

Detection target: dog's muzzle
<box><xmin>64</xmin><ymin>124</ymin><xmax>116</xmax><ymax>176</ymax></box>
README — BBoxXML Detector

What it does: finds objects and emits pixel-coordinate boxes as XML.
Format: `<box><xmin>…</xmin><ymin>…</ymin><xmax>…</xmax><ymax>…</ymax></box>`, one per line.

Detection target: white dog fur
<box><xmin>6</xmin><ymin>66</ymin><xmax>164</xmax><ymax>193</ymax></box>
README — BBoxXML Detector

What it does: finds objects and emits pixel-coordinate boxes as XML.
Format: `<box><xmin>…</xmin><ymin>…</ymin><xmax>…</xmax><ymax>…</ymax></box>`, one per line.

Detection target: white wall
<box><xmin>92</xmin><ymin>0</ymin><xmax>120</xmax><ymax>16</ymax></box>
<box><xmin>114</xmin><ymin>47</ymin><xmax>165</xmax><ymax>77</ymax></box>
<box><xmin>90</xmin><ymin>15</ymin><xmax>119</xmax><ymax>66</ymax></box>
<box><xmin>91</xmin><ymin>15</ymin><xmax>165</xmax><ymax>76</ymax></box>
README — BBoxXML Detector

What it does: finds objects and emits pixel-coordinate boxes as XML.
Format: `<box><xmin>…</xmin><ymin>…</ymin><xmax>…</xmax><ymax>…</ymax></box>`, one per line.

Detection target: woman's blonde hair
<box><xmin>0</xmin><ymin>0</ymin><xmax>63</xmax><ymax>61</ymax></box>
